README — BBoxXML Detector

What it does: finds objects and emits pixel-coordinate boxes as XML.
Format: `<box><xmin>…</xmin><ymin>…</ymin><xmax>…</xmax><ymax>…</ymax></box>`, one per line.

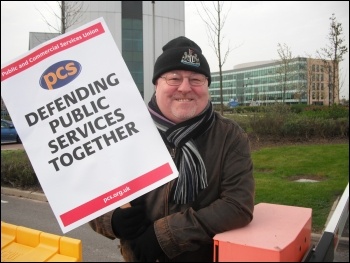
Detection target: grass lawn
<box><xmin>252</xmin><ymin>143</ymin><xmax>349</xmax><ymax>233</ymax></box>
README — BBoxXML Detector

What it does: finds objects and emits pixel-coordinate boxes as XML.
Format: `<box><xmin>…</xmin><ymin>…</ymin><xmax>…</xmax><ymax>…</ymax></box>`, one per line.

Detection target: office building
<box><xmin>210</xmin><ymin>57</ymin><xmax>339</xmax><ymax>107</ymax></box>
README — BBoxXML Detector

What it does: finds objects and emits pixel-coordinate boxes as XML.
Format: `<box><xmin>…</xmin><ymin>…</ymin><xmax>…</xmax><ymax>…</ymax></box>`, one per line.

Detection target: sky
<box><xmin>1</xmin><ymin>1</ymin><xmax>349</xmax><ymax>99</ymax></box>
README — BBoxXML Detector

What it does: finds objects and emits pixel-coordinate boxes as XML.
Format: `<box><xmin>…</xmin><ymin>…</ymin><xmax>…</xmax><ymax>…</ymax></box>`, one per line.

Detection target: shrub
<box><xmin>290</xmin><ymin>104</ymin><xmax>308</xmax><ymax>113</ymax></box>
<box><xmin>226</xmin><ymin>103</ymin><xmax>349</xmax><ymax>140</ymax></box>
<box><xmin>301</xmin><ymin>104</ymin><xmax>349</xmax><ymax>119</ymax></box>
<box><xmin>281</xmin><ymin>116</ymin><xmax>312</xmax><ymax>138</ymax></box>
<box><xmin>1</xmin><ymin>150</ymin><xmax>40</xmax><ymax>190</ymax></box>
<box><xmin>248</xmin><ymin>104</ymin><xmax>293</xmax><ymax>136</ymax></box>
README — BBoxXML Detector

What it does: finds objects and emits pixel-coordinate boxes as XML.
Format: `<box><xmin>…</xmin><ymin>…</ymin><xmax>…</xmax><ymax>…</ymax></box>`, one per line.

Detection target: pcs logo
<box><xmin>39</xmin><ymin>60</ymin><xmax>82</xmax><ymax>90</ymax></box>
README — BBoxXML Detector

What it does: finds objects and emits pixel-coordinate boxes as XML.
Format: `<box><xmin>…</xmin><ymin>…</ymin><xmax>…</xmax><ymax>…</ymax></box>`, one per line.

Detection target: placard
<box><xmin>1</xmin><ymin>17</ymin><xmax>178</xmax><ymax>233</ymax></box>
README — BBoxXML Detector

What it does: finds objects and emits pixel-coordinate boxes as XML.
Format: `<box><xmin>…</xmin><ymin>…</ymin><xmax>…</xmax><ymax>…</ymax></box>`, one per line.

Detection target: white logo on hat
<box><xmin>181</xmin><ymin>49</ymin><xmax>200</xmax><ymax>67</ymax></box>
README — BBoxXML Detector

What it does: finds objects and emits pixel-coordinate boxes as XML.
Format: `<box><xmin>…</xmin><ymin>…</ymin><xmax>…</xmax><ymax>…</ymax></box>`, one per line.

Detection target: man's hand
<box><xmin>111</xmin><ymin>201</ymin><xmax>150</xmax><ymax>240</ymax></box>
<box><xmin>131</xmin><ymin>224</ymin><xmax>164</xmax><ymax>261</ymax></box>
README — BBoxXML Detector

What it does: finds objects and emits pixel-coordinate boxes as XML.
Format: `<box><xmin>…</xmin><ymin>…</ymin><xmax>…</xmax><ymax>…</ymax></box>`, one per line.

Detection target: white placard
<box><xmin>1</xmin><ymin>17</ymin><xmax>178</xmax><ymax>233</ymax></box>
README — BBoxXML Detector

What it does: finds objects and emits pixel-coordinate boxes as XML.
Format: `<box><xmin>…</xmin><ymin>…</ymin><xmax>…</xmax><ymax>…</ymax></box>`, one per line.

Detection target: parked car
<box><xmin>1</xmin><ymin>119</ymin><xmax>21</xmax><ymax>144</ymax></box>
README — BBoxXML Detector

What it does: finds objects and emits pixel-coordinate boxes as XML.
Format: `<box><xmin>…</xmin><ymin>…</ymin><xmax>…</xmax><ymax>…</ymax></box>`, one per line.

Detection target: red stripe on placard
<box><xmin>1</xmin><ymin>22</ymin><xmax>105</xmax><ymax>82</ymax></box>
<box><xmin>60</xmin><ymin>163</ymin><xmax>173</xmax><ymax>227</ymax></box>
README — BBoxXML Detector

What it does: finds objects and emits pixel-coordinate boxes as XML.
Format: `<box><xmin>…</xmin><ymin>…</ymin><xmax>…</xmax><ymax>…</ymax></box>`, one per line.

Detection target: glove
<box><xmin>131</xmin><ymin>224</ymin><xmax>164</xmax><ymax>261</ymax></box>
<box><xmin>111</xmin><ymin>199</ymin><xmax>150</xmax><ymax>240</ymax></box>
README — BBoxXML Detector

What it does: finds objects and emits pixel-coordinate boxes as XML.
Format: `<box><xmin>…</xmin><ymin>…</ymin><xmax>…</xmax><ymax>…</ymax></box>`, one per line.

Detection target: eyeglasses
<box><xmin>161</xmin><ymin>72</ymin><xmax>207</xmax><ymax>86</ymax></box>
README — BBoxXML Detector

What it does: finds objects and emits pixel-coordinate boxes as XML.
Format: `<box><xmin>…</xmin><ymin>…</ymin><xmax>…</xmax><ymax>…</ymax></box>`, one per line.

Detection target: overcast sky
<box><xmin>1</xmin><ymin>1</ymin><xmax>349</xmax><ymax>99</ymax></box>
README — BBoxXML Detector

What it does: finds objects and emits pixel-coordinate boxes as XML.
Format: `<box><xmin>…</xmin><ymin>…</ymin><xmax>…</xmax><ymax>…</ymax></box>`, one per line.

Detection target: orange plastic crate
<box><xmin>213</xmin><ymin>203</ymin><xmax>312</xmax><ymax>262</ymax></box>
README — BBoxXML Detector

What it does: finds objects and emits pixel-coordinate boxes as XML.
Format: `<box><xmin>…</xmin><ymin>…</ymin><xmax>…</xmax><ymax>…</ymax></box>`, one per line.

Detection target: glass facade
<box><xmin>122</xmin><ymin>1</ymin><xmax>144</xmax><ymax>97</ymax></box>
<box><xmin>209</xmin><ymin>58</ymin><xmax>309</xmax><ymax>106</ymax></box>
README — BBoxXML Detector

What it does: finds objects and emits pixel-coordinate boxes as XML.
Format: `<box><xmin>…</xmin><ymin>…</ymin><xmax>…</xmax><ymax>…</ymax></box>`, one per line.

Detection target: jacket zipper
<box><xmin>170</xmin><ymin>147</ymin><xmax>176</xmax><ymax>158</ymax></box>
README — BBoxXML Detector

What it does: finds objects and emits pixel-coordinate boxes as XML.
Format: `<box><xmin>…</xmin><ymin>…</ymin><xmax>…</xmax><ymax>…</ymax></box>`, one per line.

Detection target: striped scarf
<box><xmin>148</xmin><ymin>94</ymin><xmax>215</xmax><ymax>204</ymax></box>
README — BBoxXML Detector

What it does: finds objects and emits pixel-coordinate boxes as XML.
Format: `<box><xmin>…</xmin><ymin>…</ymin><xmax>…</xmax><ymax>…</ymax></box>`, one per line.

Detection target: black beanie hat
<box><xmin>152</xmin><ymin>36</ymin><xmax>211</xmax><ymax>85</ymax></box>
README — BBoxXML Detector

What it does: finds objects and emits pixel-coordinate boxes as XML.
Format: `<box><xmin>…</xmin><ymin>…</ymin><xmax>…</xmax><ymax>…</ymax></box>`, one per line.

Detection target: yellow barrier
<box><xmin>1</xmin><ymin>221</ymin><xmax>82</xmax><ymax>262</ymax></box>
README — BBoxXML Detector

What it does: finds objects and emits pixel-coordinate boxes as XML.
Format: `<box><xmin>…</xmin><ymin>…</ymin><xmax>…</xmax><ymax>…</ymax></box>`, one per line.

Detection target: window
<box><xmin>122</xmin><ymin>1</ymin><xmax>144</xmax><ymax>97</ymax></box>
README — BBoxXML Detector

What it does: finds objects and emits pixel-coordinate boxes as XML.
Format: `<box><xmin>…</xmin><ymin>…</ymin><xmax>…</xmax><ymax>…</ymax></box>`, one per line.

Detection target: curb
<box><xmin>1</xmin><ymin>186</ymin><xmax>348</xmax><ymax>247</ymax></box>
<box><xmin>1</xmin><ymin>187</ymin><xmax>47</xmax><ymax>203</ymax></box>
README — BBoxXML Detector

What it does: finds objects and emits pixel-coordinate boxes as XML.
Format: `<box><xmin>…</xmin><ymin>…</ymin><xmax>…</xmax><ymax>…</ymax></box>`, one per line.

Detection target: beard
<box><xmin>170</xmin><ymin>105</ymin><xmax>197</xmax><ymax>121</ymax></box>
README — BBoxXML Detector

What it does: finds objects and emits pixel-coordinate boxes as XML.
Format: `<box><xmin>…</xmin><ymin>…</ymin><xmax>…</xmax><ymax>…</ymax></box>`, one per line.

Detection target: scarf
<box><xmin>148</xmin><ymin>94</ymin><xmax>215</xmax><ymax>204</ymax></box>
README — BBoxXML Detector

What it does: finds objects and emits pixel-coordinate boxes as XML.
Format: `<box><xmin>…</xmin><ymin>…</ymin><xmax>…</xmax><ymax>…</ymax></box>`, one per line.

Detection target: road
<box><xmin>1</xmin><ymin>194</ymin><xmax>124</xmax><ymax>262</ymax></box>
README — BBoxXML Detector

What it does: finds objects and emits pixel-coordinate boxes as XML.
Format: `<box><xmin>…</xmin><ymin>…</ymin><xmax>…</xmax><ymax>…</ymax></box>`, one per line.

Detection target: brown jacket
<box><xmin>89</xmin><ymin>112</ymin><xmax>255</xmax><ymax>262</ymax></box>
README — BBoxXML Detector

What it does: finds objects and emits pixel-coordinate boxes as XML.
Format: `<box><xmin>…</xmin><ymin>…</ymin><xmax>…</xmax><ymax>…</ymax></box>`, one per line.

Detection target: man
<box><xmin>89</xmin><ymin>36</ymin><xmax>255</xmax><ymax>262</ymax></box>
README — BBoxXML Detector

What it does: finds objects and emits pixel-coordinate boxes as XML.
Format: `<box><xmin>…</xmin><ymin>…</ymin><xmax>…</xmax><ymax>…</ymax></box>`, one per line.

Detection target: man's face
<box><xmin>155</xmin><ymin>70</ymin><xmax>209</xmax><ymax>123</ymax></box>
